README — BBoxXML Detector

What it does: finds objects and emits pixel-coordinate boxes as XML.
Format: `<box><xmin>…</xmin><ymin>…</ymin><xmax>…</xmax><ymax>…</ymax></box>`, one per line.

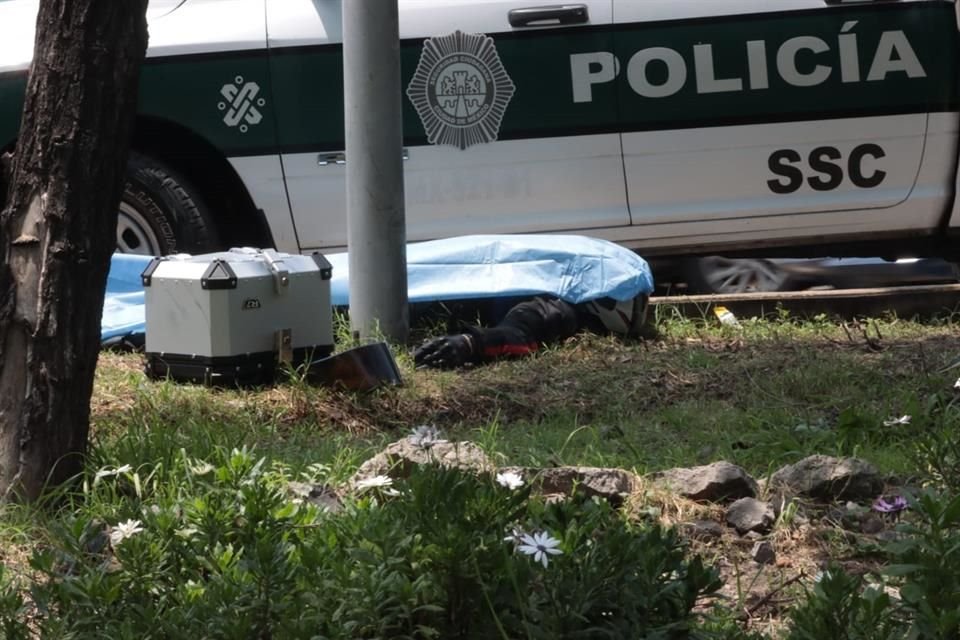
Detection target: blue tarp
<box><xmin>101</xmin><ymin>235</ymin><xmax>654</xmax><ymax>342</ymax></box>
<box><xmin>102</xmin><ymin>253</ymin><xmax>152</xmax><ymax>342</ymax></box>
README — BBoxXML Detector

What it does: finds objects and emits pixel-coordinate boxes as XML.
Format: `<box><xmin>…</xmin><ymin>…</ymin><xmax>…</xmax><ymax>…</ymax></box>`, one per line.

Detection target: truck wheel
<box><xmin>118</xmin><ymin>153</ymin><xmax>220</xmax><ymax>255</ymax></box>
<box><xmin>686</xmin><ymin>257</ymin><xmax>788</xmax><ymax>294</ymax></box>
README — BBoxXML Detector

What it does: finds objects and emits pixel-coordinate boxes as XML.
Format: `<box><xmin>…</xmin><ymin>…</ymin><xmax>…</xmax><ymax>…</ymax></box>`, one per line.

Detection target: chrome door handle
<box><xmin>508</xmin><ymin>4</ymin><xmax>588</xmax><ymax>28</ymax></box>
<box><xmin>317</xmin><ymin>152</ymin><xmax>346</xmax><ymax>166</ymax></box>
<box><xmin>317</xmin><ymin>150</ymin><xmax>409</xmax><ymax>167</ymax></box>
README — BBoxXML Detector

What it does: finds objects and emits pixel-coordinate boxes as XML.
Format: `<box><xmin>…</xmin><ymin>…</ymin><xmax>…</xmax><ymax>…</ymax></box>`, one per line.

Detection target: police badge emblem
<box><xmin>406</xmin><ymin>31</ymin><xmax>516</xmax><ymax>150</ymax></box>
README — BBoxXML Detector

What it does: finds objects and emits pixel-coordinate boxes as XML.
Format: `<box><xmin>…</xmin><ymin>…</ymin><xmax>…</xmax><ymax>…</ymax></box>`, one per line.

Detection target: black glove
<box><xmin>413</xmin><ymin>334</ymin><xmax>476</xmax><ymax>369</ymax></box>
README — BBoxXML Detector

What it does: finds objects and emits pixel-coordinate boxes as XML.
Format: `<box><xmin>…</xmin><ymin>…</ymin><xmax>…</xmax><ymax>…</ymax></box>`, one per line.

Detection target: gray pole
<box><xmin>343</xmin><ymin>0</ymin><xmax>408</xmax><ymax>342</ymax></box>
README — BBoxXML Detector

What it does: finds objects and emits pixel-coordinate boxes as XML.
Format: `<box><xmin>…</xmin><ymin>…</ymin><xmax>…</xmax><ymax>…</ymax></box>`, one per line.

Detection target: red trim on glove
<box><xmin>483</xmin><ymin>342</ymin><xmax>539</xmax><ymax>358</ymax></box>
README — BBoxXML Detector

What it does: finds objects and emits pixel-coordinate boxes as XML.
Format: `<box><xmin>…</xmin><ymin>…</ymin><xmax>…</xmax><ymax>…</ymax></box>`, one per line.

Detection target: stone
<box><xmin>824</xmin><ymin>506</ymin><xmax>864</xmax><ymax>531</ymax></box>
<box><xmin>769</xmin><ymin>455</ymin><xmax>883</xmax><ymax>501</ymax></box>
<box><xmin>287</xmin><ymin>482</ymin><xmax>342</xmax><ymax>513</ymax></box>
<box><xmin>726</xmin><ymin>497</ymin><xmax>776</xmax><ymax>535</ymax></box>
<box><xmin>751</xmin><ymin>541</ymin><xmax>776</xmax><ymax>565</ymax></box>
<box><xmin>652</xmin><ymin>461</ymin><xmax>758</xmax><ymax>502</ymax></box>
<box><xmin>350</xmin><ymin>439</ymin><xmax>494</xmax><ymax>487</ymax></box>
<box><xmin>500</xmin><ymin>466</ymin><xmax>639</xmax><ymax>507</ymax></box>
<box><xmin>860</xmin><ymin>515</ymin><xmax>885</xmax><ymax>535</ymax></box>
<box><xmin>682</xmin><ymin>520</ymin><xmax>725</xmax><ymax>541</ymax></box>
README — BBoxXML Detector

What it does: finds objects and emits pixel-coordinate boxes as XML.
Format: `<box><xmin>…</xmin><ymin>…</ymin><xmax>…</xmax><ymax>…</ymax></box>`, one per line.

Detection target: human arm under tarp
<box><xmin>413</xmin><ymin>295</ymin><xmax>647</xmax><ymax>369</ymax></box>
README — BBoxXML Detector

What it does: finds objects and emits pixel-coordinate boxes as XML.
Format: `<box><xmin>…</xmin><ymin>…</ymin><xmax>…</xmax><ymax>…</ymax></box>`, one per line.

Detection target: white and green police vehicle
<box><xmin>1</xmin><ymin>0</ymin><xmax>958</xmax><ymax>291</ymax></box>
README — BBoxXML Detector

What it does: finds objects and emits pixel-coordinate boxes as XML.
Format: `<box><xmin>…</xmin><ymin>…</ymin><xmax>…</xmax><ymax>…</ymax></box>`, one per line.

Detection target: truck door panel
<box><xmin>267</xmin><ymin>0</ymin><xmax>626</xmax><ymax>251</ymax></box>
<box><xmin>612</xmin><ymin>0</ymin><xmax>955</xmax><ymax>243</ymax></box>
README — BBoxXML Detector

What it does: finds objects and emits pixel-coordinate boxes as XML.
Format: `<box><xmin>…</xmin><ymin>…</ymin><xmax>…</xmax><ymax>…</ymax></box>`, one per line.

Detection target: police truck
<box><xmin>0</xmin><ymin>0</ymin><xmax>957</xmax><ymax>292</ymax></box>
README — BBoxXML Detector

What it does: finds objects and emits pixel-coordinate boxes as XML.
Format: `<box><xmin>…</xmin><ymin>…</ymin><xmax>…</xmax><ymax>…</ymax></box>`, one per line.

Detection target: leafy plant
<box><xmin>783</xmin><ymin>568</ymin><xmax>903</xmax><ymax>640</ymax></box>
<box><xmin>7</xmin><ymin>449</ymin><xmax>725</xmax><ymax>638</ymax></box>
<box><xmin>781</xmin><ymin>490</ymin><xmax>960</xmax><ymax>640</ymax></box>
<box><xmin>911</xmin><ymin>413</ymin><xmax>960</xmax><ymax>493</ymax></box>
<box><xmin>884</xmin><ymin>490</ymin><xmax>960</xmax><ymax>639</ymax></box>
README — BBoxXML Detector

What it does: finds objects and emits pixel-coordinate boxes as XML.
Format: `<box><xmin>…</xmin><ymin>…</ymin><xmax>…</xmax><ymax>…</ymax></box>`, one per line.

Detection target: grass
<box><xmin>87</xmin><ymin>308</ymin><xmax>960</xmax><ymax>484</ymax></box>
<box><xmin>5</xmin><ymin>306</ymin><xmax>960</xmax><ymax>636</ymax></box>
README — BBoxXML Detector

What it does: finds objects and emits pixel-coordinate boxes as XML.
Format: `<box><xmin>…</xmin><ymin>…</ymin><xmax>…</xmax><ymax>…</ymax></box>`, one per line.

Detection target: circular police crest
<box><xmin>406</xmin><ymin>31</ymin><xmax>516</xmax><ymax>150</ymax></box>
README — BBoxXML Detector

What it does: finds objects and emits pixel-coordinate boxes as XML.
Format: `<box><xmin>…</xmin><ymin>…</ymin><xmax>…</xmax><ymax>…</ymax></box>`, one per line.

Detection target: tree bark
<box><xmin>0</xmin><ymin>0</ymin><xmax>148</xmax><ymax>499</ymax></box>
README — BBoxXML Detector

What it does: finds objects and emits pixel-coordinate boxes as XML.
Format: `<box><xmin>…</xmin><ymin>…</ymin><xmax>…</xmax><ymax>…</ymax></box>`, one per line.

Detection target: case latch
<box><xmin>261</xmin><ymin>249</ymin><xmax>290</xmax><ymax>295</ymax></box>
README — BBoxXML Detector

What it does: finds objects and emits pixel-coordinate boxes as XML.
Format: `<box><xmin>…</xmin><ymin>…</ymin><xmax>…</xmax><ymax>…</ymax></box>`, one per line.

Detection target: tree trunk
<box><xmin>0</xmin><ymin>0</ymin><xmax>149</xmax><ymax>500</ymax></box>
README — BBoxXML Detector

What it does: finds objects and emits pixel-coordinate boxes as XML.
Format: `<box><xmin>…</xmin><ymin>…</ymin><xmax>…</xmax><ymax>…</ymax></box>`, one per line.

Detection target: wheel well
<box><xmin>131</xmin><ymin>116</ymin><xmax>275</xmax><ymax>250</ymax></box>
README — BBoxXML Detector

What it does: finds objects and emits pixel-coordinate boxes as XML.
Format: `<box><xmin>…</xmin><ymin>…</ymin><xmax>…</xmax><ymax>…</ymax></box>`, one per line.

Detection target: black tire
<box><xmin>685</xmin><ymin>257</ymin><xmax>789</xmax><ymax>294</ymax></box>
<box><xmin>118</xmin><ymin>152</ymin><xmax>220</xmax><ymax>255</ymax></box>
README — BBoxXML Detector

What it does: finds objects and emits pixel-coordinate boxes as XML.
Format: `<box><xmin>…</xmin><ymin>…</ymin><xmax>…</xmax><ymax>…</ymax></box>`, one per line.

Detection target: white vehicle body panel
<box><xmin>281</xmin><ymin>135</ymin><xmax>628</xmax><ymax>250</ymax></box>
<box><xmin>585</xmin><ymin>113</ymin><xmax>958</xmax><ymax>254</ymax></box>
<box><xmin>228</xmin><ymin>155</ymin><xmax>300</xmax><ymax>253</ymax></box>
<box><xmin>0</xmin><ymin>0</ymin><xmax>38</xmax><ymax>73</ymax></box>
<box><xmin>268</xmin><ymin>0</ymin><xmax>628</xmax><ymax>251</ymax></box>
<box><xmin>623</xmin><ymin>115</ymin><xmax>925</xmax><ymax>222</ymax></box>
<box><xmin>147</xmin><ymin>0</ymin><xmax>267</xmax><ymax>57</ymax></box>
<box><xmin>0</xmin><ymin>0</ymin><xmax>268</xmax><ymax>71</ymax></box>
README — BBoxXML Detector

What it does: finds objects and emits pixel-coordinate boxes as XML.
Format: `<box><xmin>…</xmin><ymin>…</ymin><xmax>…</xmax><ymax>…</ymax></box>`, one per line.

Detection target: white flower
<box><xmin>496</xmin><ymin>471</ymin><xmax>524</xmax><ymax>490</ymax></box>
<box><xmin>109</xmin><ymin>519</ymin><xmax>144</xmax><ymax>547</ymax></box>
<box><xmin>954</xmin><ymin>377</ymin><xmax>960</xmax><ymax>391</ymax></box>
<box><xmin>883</xmin><ymin>415</ymin><xmax>911</xmax><ymax>427</ymax></box>
<box><xmin>517</xmin><ymin>531</ymin><xmax>563</xmax><ymax>567</ymax></box>
<box><xmin>409</xmin><ymin>425</ymin><xmax>445</xmax><ymax>448</ymax></box>
<box><xmin>95</xmin><ymin>464</ymin><xmax>132</xmax><ymax>481</ymax></box>
<box><xmin>503</xmin><ymin>527</ymin><xmax>525</xmax><ymax>544</ymax></box>
<box><xmin>355</xmin><ymin>475</ymin><xmax>394</xmax><ymax>491</ymax></box>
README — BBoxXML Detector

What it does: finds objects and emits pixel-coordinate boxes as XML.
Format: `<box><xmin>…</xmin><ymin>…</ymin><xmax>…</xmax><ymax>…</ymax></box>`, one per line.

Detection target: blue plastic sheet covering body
<box><xmin>101</xmin><ymin>235</ymin><xmax>654</xmax><ymax>341</ymax></box>
<box><xmin>102</xmin><ymin>253</ymin><xmax>152</xmax><ymax>341</ymax></box>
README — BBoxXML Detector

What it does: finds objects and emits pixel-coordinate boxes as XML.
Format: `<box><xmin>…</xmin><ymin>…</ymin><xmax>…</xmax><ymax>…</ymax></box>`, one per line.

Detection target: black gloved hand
<box><xmin>413</xmin><ymin>334</ymin><xmax>476</xmax><ymax>369</ymax></box>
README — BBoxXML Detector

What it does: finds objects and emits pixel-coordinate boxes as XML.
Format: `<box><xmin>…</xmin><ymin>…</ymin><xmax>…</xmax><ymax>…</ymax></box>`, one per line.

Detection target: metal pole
<box><xmin>343</xmin><ymin>0</ymin><xmax>408</xmax><ymax>342</ymax></box>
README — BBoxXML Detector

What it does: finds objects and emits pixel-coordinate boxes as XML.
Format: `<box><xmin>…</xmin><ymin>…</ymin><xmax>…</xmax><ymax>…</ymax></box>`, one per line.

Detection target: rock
<box><xmin>751</xmin><ymin>541</ymin><xmax>776</xmax><ymax>565</ymax></box>
<box><xmin>287</xmin><ymin>482</ymin><xmax>342</xmax><ymax>513</ymax></box>
<box><xmin>726</xmin><ymin>497</ymin><xmax>775</xmax><ymax>535</ymax></box>
<box><xmin>500</xmin><ymin>466</ymin><xmax>639</xmax><ymax>506</ymax></box>
<box><xmin>652</xmin><ymin>461</ymin><xmax>758</xmax><ymax>502</ymax></box>
<box><xmin>769</xmin><ymin>455</ymin><xmax>883</xmax><ymax>502</ymax></box>
<box><xmin>767</xmin><ymin>491</ymin><xmax>791</xmax><ymax>517</ymax></box>
<box><xmin>682</xmin><ymin>520</ymin><xmax>725</xmax><ymax>541</ymax></box>
<box><xmin>860</xmin><ymin>515</ymin><xmax>885</xmax><ymax>535</ymax></box>
<box><xmin>824</xmin><ymin>503</ymin><xmax>866</xmax><ymax>531</ymax></box>
<box><xmin>351</xmin><ymin>439</ymin><xmax>494</xmax><ymax>486</ymax></box>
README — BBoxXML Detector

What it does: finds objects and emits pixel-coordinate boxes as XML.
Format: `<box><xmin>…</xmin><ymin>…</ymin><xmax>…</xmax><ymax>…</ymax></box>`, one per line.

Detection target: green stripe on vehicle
<box><xmin>0</xmin><ymin>2</ymin><xmax>955</xmax><ymax>156</ymax></box>
<box><xmin>0</xmin><ymin>74</ymin><xmax>26</xmax><ymax>149</ymax></box>
<box><xmin>271</xmin><ymin>2</ymin><xmax>959</xmax><ymax>154</ymax></box>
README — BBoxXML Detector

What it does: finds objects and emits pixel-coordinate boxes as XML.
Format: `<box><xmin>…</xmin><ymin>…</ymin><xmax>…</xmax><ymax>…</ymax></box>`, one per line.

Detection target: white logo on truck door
<box><xmin>218</xmin><ymin>76</ymin><xmax>266</xmax><ymax>133</ymax></box>
<box><xmin>570</xmin><ymin>26</ymin><xmax>926</xmax><ymax>102</ymax></box>
<box><xmin>407</xmin><ymin>31</ymin><xmax>516</xmax><ymax>150</ymax></box>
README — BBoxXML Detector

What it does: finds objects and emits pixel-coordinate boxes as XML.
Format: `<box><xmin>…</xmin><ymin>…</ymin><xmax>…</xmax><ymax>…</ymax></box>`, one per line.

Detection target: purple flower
<box><xmin>872</xmin><ymin>495</ymin><xmax>908</xmax><ymax>514</ymax></box>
